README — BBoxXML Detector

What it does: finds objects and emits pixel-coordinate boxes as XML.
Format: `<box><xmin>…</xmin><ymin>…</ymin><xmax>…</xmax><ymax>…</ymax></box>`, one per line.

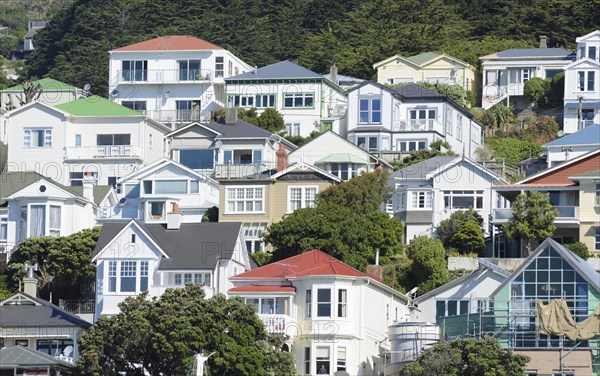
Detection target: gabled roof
<box><xmin>491</xmin><ymin>238</ymin><xmax>600</xmax><ymax>297</ymax></box>
<box><xmin>0</xmin><ymin>292</ymin><xmax>91</xmax><ymax>329</ymax></box>
<box><xmin>271</xmin><ymin>161</ymin><xmax>342</xmax><ymax>182</ymax></box>
<box><xmin>227</xmin><ymin>60</ymin><xmax>322</xmax><ymax>80</ymax></box>
<box><xmin>231</xmin><ymin>249</ymin><xmax>369</xmax><ymax>279</ymax></box>
<box><xmin>229</xmin><ymin>286</ymin><xmax>296</xmax><ymax>294</ymax></box>
<box><xmin>390</xmin><ymin>156</ymin><xmax>459</xmax><ymax>181</ymax></box>
<box><xmin>55</xmin><ymin>96</ymin><xmax>142</xmax><ymax>117</ymax></box>
<box><xmin>66</xmin><ymin>185</ymin><xmax>115</xmax><ymax>205</ymax></box>
<box><xmin>1</xmin><ymin>77</ymin><xmax>78</xmax><ymax>92</ymax></box>
<box><xmin>563</xmin><ymin>57</ymin><xmax>600</xmax><ymax>70</ymax></box>
<box><xmin>406</xmin><ymin>52</ymin><xmax>442</xmax><ymax>65</ymax></box>
<box><xmin>544</xmin><ymin>125</ymin><xmax>600</xmax><ymax>148</ymax></box>
<box><xmin>568</xmin><ymin>169</ymin><xmax>600</xmax><ymax>180</ymax></box>
<box><xmin>112</xmin><ymin>35</ymin><xmax>223</xmax><ymax>52</ymax></box>
<box><xmin>373</xmin><ymin>52</ymin><xmax>474</xmax><ymax>70</ymax></box>
<box><xmin>0</xmin><ymin>346</ymin><xmax>75</xmax><ymax>369</ymax></box>
<box><xmin>481</xmin><ymin>48</ymin><xmax>574</xmax><ymax>60</ymax></box>
<box><xmin>93</xmin><ymin>220</ymin><xmax>244</xmax><ymax>270</ymax></box>
<box><xmin>576</xmin><ymin>30</ymin><xmax>600</xmax><ymax>43</ymax></box>
<box><xmin>118</xmin><ymin>157</ymin><xmax>217</xmax><ymax>185</ymax></box>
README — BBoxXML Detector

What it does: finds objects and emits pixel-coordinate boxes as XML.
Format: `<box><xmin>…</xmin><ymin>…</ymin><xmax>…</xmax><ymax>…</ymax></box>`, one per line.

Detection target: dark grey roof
<box><xmin>486</xmin><ymin>48</ymin><xmax>574</xmax><ymax>59</ymax></box>
<box><xmin>0</xmin><ymin>346</ymin><xmax>75</xmax><ymax>369</ymax></box>
<box><xmin>207</xmin><ymin>119</ymin><xmax>273</xmax><ymax>138</ymax></box>
<box><xmin>226</xmin><ymin>60</ymin><xmax>322</xmax><ymax>80</ymax></box>
<box><xmin>0</xmin><ymin>293</ymin><xmax>92</xmax><ymax>329</ymax></box>
<box><xmin>0</xmin><ymin>171</ymin><xmax>45</xmax><ymax>206</ymax></box>
<box><xmin>94</xmin><ymin>221</ymin><xmax>244</xmax><ymax>270</ymax></box>
<box><xmin>392</xmin><ymin>84</ymin><xmax>446</xmax><ymax>99</ymax></box>
<box><xmin>390</xmin><ymin>156</ymin><xmax>459</xmax><ymax>181</ymax></box>
<box><xmin>67</xmin><ymin>185</ymin><xmax>113</xmax><ymax>205</ymax></box>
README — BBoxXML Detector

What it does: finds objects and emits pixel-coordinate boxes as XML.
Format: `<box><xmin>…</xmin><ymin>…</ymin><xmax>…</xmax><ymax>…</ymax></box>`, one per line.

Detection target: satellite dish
<box><xmin>63</xmin><ymin>345</ymin><xmax>74</xmax><ymax>357</ymax></box>
<box><xmin>110</xmin><ymin>89</ymin><xmax>118</xmax><ymax>97</ymax></box>
<box><xmin>118</xmin><ymin>197</ymin><xmax>128</xmax><ymax>207</ymax></box>
<box><xmin>83</xmin><ymin>83</ymin><xmax>91</xmax><ymax>92</ymax></box>
<box><xmin>557</xmin><ymin>130</ymin><xmax>565</xmax><ymax>137</ymax></box>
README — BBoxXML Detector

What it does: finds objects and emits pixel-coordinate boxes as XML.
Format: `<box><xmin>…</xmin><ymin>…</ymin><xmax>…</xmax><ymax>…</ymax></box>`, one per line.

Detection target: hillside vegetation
<box><xmin>24</xmin><ymin>0</ymin><xmax>600</xmax><ymax>95</ymax></box>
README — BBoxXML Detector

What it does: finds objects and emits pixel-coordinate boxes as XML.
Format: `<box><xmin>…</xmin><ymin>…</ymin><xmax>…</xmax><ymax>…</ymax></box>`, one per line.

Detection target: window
<box><xmin>595</xmin><ymin>227</ymin><xmax>600</xmax><ymax>251</ymax></box>
<box><xmin>226</xmin><ymin>187</ymin><xmax>264</xmax><ymax>213</ymax></box>
<box><xmin>409</xmin><ymin>109</ymin><xmax>436</xmax><ymax>130</ymax></box>
<box><xmin>244</xmin><ymin>224</ymin><xmax>266</xmax><ymax>254</ymax></box>
<box><xmin>329</xmin><ymin>163</ymin><xmax>359</xmax><ymax>180</ymax></box>
<box><xmin>215</xmin><ymin>56</ymin><xmax>224</xmax><ymax>78</ymax></box>
<box><xmin>154</xmin><ymin>180</ymin><xmax>188</xmax><ymax>194</ymax></box>
<box><xmin>304</xmin><ymin>347</ymin><xmax>311</xmax><ymax>375</ymax></box>
<box><xmin>472</xmin><ymin>125</ymin><xmax>481</xmax><ymax>144</ymax></box>
<box><xmin>121</xmin><ymin>101</ymin><xmax>147</xmax><ymax>113</ymax></box>
<box><xmin>0</xmin><ymin>216</ymin><xmax>7</xmax><ymax>241</ymax></box>
<box><xmin>140</xmin><ymin>261</ymin><xmax>149</xmax><ymax>291</ymax></box>
<box><xmin>148</xmin><ymin>201</ymin><xmax>165</xmax><ymax>220</ymax></box>
<box><xmin>97</xmin><ymin>134</ymin><xmax>130</xmax><ymax>146</ymax></box>
<box><xmin>398</xmin><ymin>140</ymin><xmax>427</xmax><ymax>152</ymax></box>
<box><xmin>359</xmin><ymin>98</ymin><xmax>382</xmax><ymax>124</ymax></box>
<box><xmin>193</xmin><ymin>273</ymin><xmax>211</xmax><ymax>287</ymax></box>
<box><xmin>24</xmin><ymin>128</ymin><xmax>52</xmax><ymax>147</ymax></box>
<box><xmin>176</xmin><ymin>100</ymin><xmax>202</xmax><ymax>121</ymax></box>
<box><xmin>445</xmin><ymin>107</ymin><xmax>453</xmax><ymax>135</ymax></box>
<box><xmin>578</xmin><ymin>71</ymin><xmax>596</xmax><ymax>91</ymax></box>
<box><xmin>231</xmin><ymin>95</ymin><xmax>254</xmax><ymax>107</ymax></box>
<box><xmin>316</xmin><ymin>347</ymin><xmax>330</xmax><ymax>375</ymax></box>
<box><xmin>121</xmin><ymin>60</ymin><xmax>147</xmax><ymax>81</ymax></box>
<box><xmin>317</xmin><ymin>288</ymin><xmax>331</xmax><ymax>317</ymax></box>
<box><xmin>69</xmin><ymin>171</ymin><xmax>97</xmax><ymax>186</ymax></box>
<box><xmin>255</xmin><ymin>94</ymin><xmax>275</xmax><ymax>108</ymax></box>
<box><xmin>456</xmin><ymin>114</ymin><xmax>463</xmax><ymax>141</ymax></box>
<box><xmin>178</xmin><ymin>60</ymin><xmax>201</xmax><ymax>80</ymax></box>
<box><xmin>521</xmin><ymin>68</ymin><xmax>532</xmax><ymax>82</ymax></box>
<box><xmin>337</xmin><ymin>347</ymin><xmax>347</xmax><ymax>371</ymax></box>
<box><xmin>305</xmin><ymin>289</ymin><xmax>312</xmax><ymax>318</ymax></box>
<box><xmin>120</xmin><ymin>261</ymin><xmax>137</xmax><ymax>292</ymax></box>
<box><xmin>108</xmin><ymin>261</ymin><xmax>117</xmax><ymax>293</ymax></box>
<box><xmin>589</xmin><ymin>46</ymin><xmax>597</xmax><ymax>60</ymax></box>
<box><xmin>15</xmin><ymin>339</ymin><xmax>29</xmax><ymax>347</ymax></box>
<box><xmin>285</xmin><ymin>123</ymin><xmax>300</xmax><ymax>136</ymax></box>
<box><xmin>337</xmin><ymin>289</ymin><xmax>347</xmax><ymax>318</ymax></box>
<box><xmin>29</xmin><ymin>205</ymin><xmax>46</xmax><ymax>238</ymax></box>
<box><xmin>283</xmin><ymin>93</ymin><xmax>314</xmax><ymax>108</ymax></box>
<box><xmin>175</xmin><ymin>273</ymin><xmax>182</xmax><ymax>285</ymax></box>
<box><xmin>436</xmin><ymin>301</ymin><xmax>445</xmax><ymax>317</ymax></box>
<box><xmin>443</xmin><ymin>190</ymin><xmax>484</xmax><ymax>210</ymax></box>
<box><xmin>485</xmin><ymin>70</ymin><xmax>499</xmax><ymax>85</ymax></box>
<box><xmin>410</xmin><ymin>191</ymin><xmax>432</xmax><ymax>209</ymax></box>
<box><xmin>37</xmin><ymin>339</ymin><xmax>73</xmax><ymax>357</ymax></box>
<box><xmin>18</xmin><ymin>207</ymin><xmax>27</xmax><ymax>241</ymax></box>
<box><xmin>288</xmin><ymin>187</ymin><xmax>317</xmax><ymax>212</ymax></box>
<box><xmin>228</xmin><ymin>61</ymin><xmax>233</xmax><ymax>76</ymax></box>
<box><xmin>49</xmin><ymin>206</ymin><xmax>60</xmax><ymax>237</ymax></box>
<box><xmin>595</xmin><ymin>183</ymin><xmax>600</xmax><ymax>206</ymax></box>
<box><xmin>357</xmin><ymin>136</ymin><xmax>378</xmax><ymax>151</ymax></box>
<box><xmin>75</xmin><ymin>134</ymin><xmax>82</xmax><ymax>147</ymax></box>
<box><xmin>179</xmin><ymin>149</ymin><xmax>214</xmax><ymax>170</ymax></box>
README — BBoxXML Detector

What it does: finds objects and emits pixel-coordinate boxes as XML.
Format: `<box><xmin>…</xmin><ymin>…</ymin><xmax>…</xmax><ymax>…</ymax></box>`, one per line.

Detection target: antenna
<box><xmin>24</xmin><ymin>263</ymin><xmax>38</xmax><ymax>278</ymax></box>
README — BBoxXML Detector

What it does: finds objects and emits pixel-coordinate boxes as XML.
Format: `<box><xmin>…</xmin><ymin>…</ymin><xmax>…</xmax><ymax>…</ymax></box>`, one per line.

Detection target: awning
<box><xmin>316</xmin><ymin>153</ymin><xmax>369</xmax><ymax>164</ymax></box>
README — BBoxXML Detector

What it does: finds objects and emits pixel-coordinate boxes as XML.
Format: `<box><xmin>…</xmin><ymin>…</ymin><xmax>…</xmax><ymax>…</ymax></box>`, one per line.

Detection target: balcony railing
<box><xmin>214</xmin><ymin>162</ymin><xmax>276</xmax><ymax>179</ymax></box>
<box><xmin>259</xmin><ymin>314</ymin><xmax>289</xmax><ymax>335</ymax></box>
<box><xmin>64</xmin><ymin>145</ymin><xmax>142</xmax><ymax>159</ymax></box>
<box><xmin>59</xmin><ymin>299</ymin><xmax>95</xmax><ymax>314</ymax></box>
<box><xmin>393</xmin><ymin>119</ymin><xmax>441</xmax><ymax>132</ymax></box>
<box><xmin>116</xmin><ymin>69</ymin><xmax>213</xmax><ymax>84</ymax></box>
<box><xmin>493</xmin><ymin>206</ymin><xmax>579</xmax><ymax>223</ymax></box>
<box><xmin>144</xmin><ymin>109</ymin><xmax>212</xmax><ymax>123</ymax></box>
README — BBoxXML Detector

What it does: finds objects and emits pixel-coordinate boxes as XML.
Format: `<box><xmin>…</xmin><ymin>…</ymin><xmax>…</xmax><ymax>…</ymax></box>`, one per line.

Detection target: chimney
<box><xmin>225</xmin><ymin>108</ymin><xmax>238</xmax><ymax>124</ymax></box>
<box><xmin>276</xmin><ymin>143</ymin><xmax>288</xmax><ymax>172</ymax></box>
<box><xmin>167</xmin><ymin>202</ymin><xmax>182</xmax><ymax>230</ymax></box>
<box><xmin>82</xmin><ymin>171</ymin><xmax>95</xmax><ymax>202</ymax></box>
<box><xmin>539</xmin><ymin>35</ymin><xmax>548</xmax><ymax>48</ymax></box>
<box><xmin>366</xmin><ymin>265</ymin><xmax>383</xmax><ymax>281</ymax></box>
<box><xmin>330</xmin><ymin>59</ymin><xmax>338</xmax><ymax>85</ymax></box>
<box><xmin>23</xmin><ymin>263</ymin><xmax>38</xmax><ymax>297</ymax></box>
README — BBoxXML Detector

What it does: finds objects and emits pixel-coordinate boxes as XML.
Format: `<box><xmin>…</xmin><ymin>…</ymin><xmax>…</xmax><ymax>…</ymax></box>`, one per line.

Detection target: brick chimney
<box><xmin>276</xmin><ymin>143</ymin><xmax>288</xmax><ymax>172</ymax></box>
<box><xmin>539</xmin><ymin>35</ymin><xmax>548</xmax><ymax>48</ymax></box>
<box><xmin>366</xmin><ymin>250</ymin><xmax>383</xmax><ymax>280</ymax></box>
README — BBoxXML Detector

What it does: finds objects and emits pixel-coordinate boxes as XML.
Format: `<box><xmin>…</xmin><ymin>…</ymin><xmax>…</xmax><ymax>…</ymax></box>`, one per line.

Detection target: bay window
<box><xmin>29</xmin><ymin>205</ymin><xmax>46</xmax><ymax>238</ymax></box>
<box><xmin>316</xmin><ymin>347</ymin><xmax>331</xmax><ymax>374</ymax></box>
<box><xmin>106</xmin><ymin>260</ymin><xmax>152</xmax><ymax>294</ymax></box>
<box><xmin>24</xmin><ymin>128</ymin><xmax>52</xmax><ymax>147</ymax></box>
<box><xmin>226</xmin><ymin>187</ymin><xmax>264</xmax><ymax>213</ymax></box>
<box><xmin>49</xmin><ymin>206</ymin><xmax>61</xmax><ymax>237</ymax></box>
<box><xmin>20</xmin><ymin>204</ymin><xmax>61</xmax><ymax>239</ymax></box>
<box><xmin>245</xmin><ymin>297</ymin><xmax>288</xmax><ymax>315</ymax></box>
<box><xmin>357</xmin><ymin>136</ymin><xmax>378</xmax><ymax>151</ymax></box>
<box><xmin>305</xmin><ymin>289</ymin><xmax>312</xmax><ymax>318</ymax></box>
<box><xmin>443</xmin><ymin>190</ymin><xmax>484</xmax><ymax>210</ymax></box>
<box><xmin>288</xmin><ymin>186</ymin><xmax>317</xmax><ymax>212</ymax></box>
<box><xmin>120</xmin><ymin>261</ymin><xmax>137</xmax><ymax>292</ymax></box>
<box><xmin>317</xmin><ymin>288</ymin><xmax>331</xmax><ymax>317</ymax></box>
<box><xmin>329</xmin><ymin>163</ymin><xmax>359</xmax><ymax>180</ymax></box>
<box><xmin>337</xmin><ymin>289</ymin><xmax>347</xmax><ymax>318</ymax></box>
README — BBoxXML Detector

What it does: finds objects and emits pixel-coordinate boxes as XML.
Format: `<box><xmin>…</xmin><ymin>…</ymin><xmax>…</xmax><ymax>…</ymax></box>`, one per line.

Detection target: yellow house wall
<box><xmin>578</xmin><ymin>181</ymin><xmax>600</xmax><ymax>253</ymax></box>
<box><xmin>270</xmin><ymin>180</ymin><xmax>337</xmax><ymax>222</ymax></box>
<box><xmin>218</xmin><ymin>181</ymin><xmax>272</xmax><ymax>224</ymax></box>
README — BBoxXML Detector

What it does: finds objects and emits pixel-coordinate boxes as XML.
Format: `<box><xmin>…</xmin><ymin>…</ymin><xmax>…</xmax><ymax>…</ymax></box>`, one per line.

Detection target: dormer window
<box><xmin>588</xmin><ymin>46</ymin><xmax>597</xmax><ymax>60</ymax></box>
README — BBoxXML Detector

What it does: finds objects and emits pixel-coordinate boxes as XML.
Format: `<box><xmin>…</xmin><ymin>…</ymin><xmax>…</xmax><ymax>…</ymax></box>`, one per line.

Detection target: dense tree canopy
<box><xmin>77</xmin><ymin>284</ymin><xmax>295</xmax><ymax>376</ymax></box>
<box><xmin>436</xmin><ymin>208</ymin><xmax>485</xmax><ymax>256</ymax></box>
<box><xmin>23</xmin><ymin>0</ymin><xmax>600</xmax><ymax>95</ymax></box>
<box><xmin>406</xmin><ymin>236</ymin><xmax>448</xmax><ymax>294</ymax></box>
<box><xmin>317</xmin><ymin>169</ymin><xmax>390</xmax><ymax>214</ymax></box>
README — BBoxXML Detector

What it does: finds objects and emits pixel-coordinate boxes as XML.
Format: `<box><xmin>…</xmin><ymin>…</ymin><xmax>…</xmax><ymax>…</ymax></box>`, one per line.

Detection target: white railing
<box><xmin>258</xmin><ymin>314</ymin><xmax>289</xmax><ymax>334</ymax></box>
<box><xmin>214</xmin><ymin>163</ymin><xmax>276</xmax><ymax>179</ymax></box>
<box><xmin>54</xmin><ymin>354</ymin><xmax>74</xmax><ymax>364</ymax></box>
<box><xmin>144</xmin><ymin>109</ymin><xmax>212</xmax><ymax>123</ymax></box>
<box><xmin>493</xmin><ymin>206</ymin><xmax>579</xmax><ymax>223</ymax></box>
<box><xmin>116</xmin><ymin>69</ymin><xmax>213</xmax><ymax>84</ymax></box>
<box><xmin>64</xmin><ymin>145</ymin><xmax>141</xmax><ymax>159</ymax></box>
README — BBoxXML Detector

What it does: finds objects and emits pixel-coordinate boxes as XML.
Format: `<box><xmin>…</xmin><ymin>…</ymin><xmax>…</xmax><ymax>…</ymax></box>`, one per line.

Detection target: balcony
<box><xmin>144</xmin><ymin>109</ymin><xmax>212</xmax><ymax>123</ymax></box>
<box><xmin>392</xmin><ymin>119</ymin><xmax>443</xmax><ymax>132</ymax></box>
<box><xmin>258</xmin><ymin>314</ymin><xmax>290</xmax><ymax>335</ymax></box>
<box><xmin>493</xmin><ymin>206</ymin><xmax>579</xmax><ymax>225</ymax></box>
<box><xmin>64</xmin><ymin>145</ymin><xmax>142</xmax><ymax>160</ymax></box>
<box><xmin>116</xmin><ymin>69</ymin><xmax>213</xmax><ymax>84</ymax></box>
<box><xmin>215</xmin><ymin>162</ymin><xmax>274</xmax><ymax>179</ymax></box>
<box><xmin>59</xmin><ymin>299</ymin><xmax>95</xmax><ymax>314</ymax></box>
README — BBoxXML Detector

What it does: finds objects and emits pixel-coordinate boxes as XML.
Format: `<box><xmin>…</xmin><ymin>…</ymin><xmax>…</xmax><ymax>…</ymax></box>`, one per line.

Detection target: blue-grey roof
<box><xmin>226</xmin><ymin>60</ymin><xmax>322</xmax><ymax>80</ymax></box>
<box><xmin>543</xmin><ymin>125</ymin><xmax>600</xmax><ymax>147</ymax></box>
<box><xmin>0</xmin><ymin>293</ymin><xmax>92</xmax><ymax>329</ymax></box>
<box><xmin>207</xmin><ymin>119</ymin><xmax>273</xmax><ymax>138</ymax></box>
<box><xmin>389</xmin><ymin>156</ymin><xmax>459</xmax><ymax>182</ymax></box>
<box><xmin>0</xmin><ymin>346</ymin><xmax>75</xmax><ymax>369</ymax></box>
<box><xmin>485</xmin><ymin>48</ymin><xmax>574</xmax><ymax>59</ymax></box>
<box><xmin>393</xmin><ymin>84</ymin><xmax>446</xmax><ymax>99</ymax></box>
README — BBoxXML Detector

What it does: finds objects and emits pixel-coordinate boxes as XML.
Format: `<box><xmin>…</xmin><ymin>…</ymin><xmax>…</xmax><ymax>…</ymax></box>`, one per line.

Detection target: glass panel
<box><xmin>180</xmin><ymin>150</ymin><xmax>214</xmax><ymax>169</ymax></box>
<box><xmin>317</xmin><ymin>289</ymin><xmax>331</xmax><ymax>317</ymax></box>
<box><xmin>154</xmin><ymin>180</ymin><xmax>188</xmax><ymax>194</ymax></box>
<box><xmin>29</xmin><ymin>205</ymin><xmax>46</xmax><ymax>237</ymax></box>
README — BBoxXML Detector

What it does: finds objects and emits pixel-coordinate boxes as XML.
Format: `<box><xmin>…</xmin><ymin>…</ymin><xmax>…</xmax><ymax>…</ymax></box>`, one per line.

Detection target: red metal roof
<box><xmin>228</xmin><ymin>286</ymin><xmax>296</xmax><ymax>293</ymax></box>
<box><xmin>112</xmin><ymin>35</ymin><xmax>223</xmax><ymax>52</ymax></box>
<box><xmin>232</xmin><ymin>250</ymin><xmax>369</xmax><ymax>279</ymax></box>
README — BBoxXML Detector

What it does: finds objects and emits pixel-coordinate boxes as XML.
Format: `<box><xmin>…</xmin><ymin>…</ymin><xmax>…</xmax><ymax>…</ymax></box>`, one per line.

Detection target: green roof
<box><xmin>55</xmin><ymin>96</ymin><xmax>141</xmax><ymax>117</ymax></box>
<box><xmin>67</xmin><ymin>185</ymin><xmax>113</xmax><ymax>205</ymax></box>
<box><xmin>1</xmin><ymin>77</ymin><xmax>78</xmax><ymax>92</ymax></box>
<box><xmin>406</xmin><ymin>52</ymin><xmax>441</xmax><ymax>66</ymax></box>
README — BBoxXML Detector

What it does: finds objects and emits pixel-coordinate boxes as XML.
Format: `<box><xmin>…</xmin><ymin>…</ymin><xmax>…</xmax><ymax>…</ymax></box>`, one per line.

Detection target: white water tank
<box><xmin>389</xmin><ymin>322</ymin><xmax>440</xmax><ymax>364</ymax></box>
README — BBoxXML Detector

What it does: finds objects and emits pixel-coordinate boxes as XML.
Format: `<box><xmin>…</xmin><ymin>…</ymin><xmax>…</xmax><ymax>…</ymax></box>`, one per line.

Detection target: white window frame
<box><xmin>336</xmin><ymin>346</ymin><xmax>347</xmax><ymax>372</ymax></box>
<box><xmin>215</xmin><ymin>56</ymin><xmax>224</xmax><ymax>78</ymax></box>
<box><xmin>358</xmin><ymin>97</ymin><xmax>382</xmax><ymax>124</ymax></box>
<box><xmin>285</xmin><ymin>123</ymin><xmax>300</xmax><ymax>136</ymax></box>
<box><xmin>49</xmin><ymin>205</ymin><xmax>61</xmax><ymax>237</ymax></box>
<box><xmin>443</xmin><ymin>190</ymin><xmax>484</xmax><ymax>210</ymax></box>
<box><xmin>287</xmin><ymin>186</ymin><xmax>318</xmax><ymax>213</ymax></box>
<box><xmin>472</xmin><ymin>124</ymin><xmax>481</xmax><ymax>144</ymax></box>
<box><xmin>104</xmin><ymin>260</ymin><xmax>152</xmax><ymax>294</ymax></box>
<box><xmin>255</xmin><ymin>94</ymin><xmax>275</xmax><ymax>108</ymax></box>
<box><xmin>0</xmin><ymin>215</ymin><xmax>7</xmax><ymax>241</ymax></box>
<box><xmin>24</xmin><ymin>128</ymin><xmax>52</xmax><ymax>148</ymax></box>
<box><xmin>409</xmin><ymin>191</ymin><xmax>432</xmax><ymax>210</ymax></box>
<box><xmin>397</xmin><ymin>140</ymin><xmax>427</xmax><ymax>152</ymax></box>
<box><xmin>329</xmin><ymin>163</ymin><xmax>359</xmax><ymax>180</ymax></box>
<box><xmin>337</xmin><ymin>289</ymin><xmax>347</xmax><ymax>318</ymax></box>
<box><xmin>595</xmin><ymin>183</ymin><xmax>600</xmax><ymax>207</ymax></box>
<box><xmin>305</xmin><ymin>289</ymin><xmax>312</xmax><ymax>319</ymax></box>
<box><xmin>225</xmin><ymin>187</ymin><xmax>265</xmax><ymax>214</ymax></box>
<box><xmin>521</xmin><ymin>68</ymin><xmax>533</xmax><ymax>83</ymax></box>
<box><xmin>231</xmin><ymin>94</ymin><xmax>254</xmax><ymax>107</ymax></box>
<box><xmin>283</xmin><ymin>92</ymin><xmax>314</xmax><ymax>108</ymax></box>
<box><xmin>316</xmin><ymin>288</ymin><xmax>332</xmax><ymax>318</ymax></box>
<box><xmin>595</xmin><ymin>227</ymin><xmax>600</xmax><ymax>251</ymax></box>
<box><xmin>456</xmin><ymin>114</ymin><xmax>463</xmax><ymax>141</ymax></box>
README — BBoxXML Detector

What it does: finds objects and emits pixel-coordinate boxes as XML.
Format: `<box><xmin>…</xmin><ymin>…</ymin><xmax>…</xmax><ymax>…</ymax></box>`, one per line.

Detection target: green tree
<box><xmin>406</xmin><ymin>236</ymin><xmax>448</xmax><ymax>294</ymax></box>
<box><xmin>524</xmin><ymin>77</ymin><xmax>550</xmax><ymax>106</ymax></box>
<box><xmin>450</xmin><ymin>220</ymin><xmax>485</xmax><ymax>256</ymax></box>
<box><xmin>437</xmin><ymin>208</ymin><xmax>485</xmax><ymax>256</ymax></box>
<box><xmin>399</xmin><ymin>337</ymin><xmax>529</xmax><ymax>376</ymax></box>
<box><xmin>236</xmin><ymin>108</ymin><xmax>260</xmax><ymax>125</ymax></box>
<box><xmin>485</xmin><ymin>137</ymin><xmax>543</xmax><ymax>165</ymax></box>
<box><xmin>564</xmin><ymin>242</ymin><xmax>591</xmax><ymax>260</ymax></box>
<box><xmin>257</xmin><ymin>108</ymin><xmax>285</xmax><ymax>133</ymax></box>
<box><xmin>391</xmin><ymin>140</ymin><xmax>455</xmax><ymax>170</ymax></box>
<box><xmin>413</xmin><ymin>82</ymin><xmax>475</xmax><ymax>108</ymax></box>
<box><xmin>502</xmin><ymin>191</ymin><xmax>558</xmax><ymax>256</ymax></box>
<box><xmin>482</xmin><ymin>103</ymin><xmax>516</xmax><ymax>136</ymax></box>
<box><xmin>202</xmin><ymin>206</ymin><xmax>219</xmax><ymax>222</ymax></box>
<box><xmin>317</xmin><ymin>169</ymin><xmax>390</xmax><ymax>214</ymax></box>
<box><xmin>77</xmin><ymin>284</ymin><xmax>295</xmax><ymax>376</ymax></box>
